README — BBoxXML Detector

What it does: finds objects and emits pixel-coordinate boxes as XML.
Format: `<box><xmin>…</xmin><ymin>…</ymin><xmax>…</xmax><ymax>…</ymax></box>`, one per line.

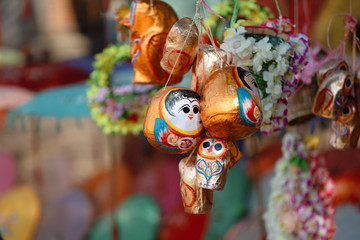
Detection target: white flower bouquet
<box><xmin>221</xmin><ymin>17</ymin><xmax>309</xmax><ymax>135</ymax></box>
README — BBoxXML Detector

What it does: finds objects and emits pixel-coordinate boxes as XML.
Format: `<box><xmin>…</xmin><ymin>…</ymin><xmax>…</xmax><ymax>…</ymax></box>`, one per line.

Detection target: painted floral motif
<box><xmin>263</xmin><ymin>133</ymin><xmax>336</xmax><ymax>240</ymax></box>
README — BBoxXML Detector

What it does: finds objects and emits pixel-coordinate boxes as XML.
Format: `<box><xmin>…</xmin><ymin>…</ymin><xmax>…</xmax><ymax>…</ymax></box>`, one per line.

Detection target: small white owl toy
<box><xmin>195</xmin><ymin>138</ymin><xmax>230</xmax><ymax>190</ymax></box>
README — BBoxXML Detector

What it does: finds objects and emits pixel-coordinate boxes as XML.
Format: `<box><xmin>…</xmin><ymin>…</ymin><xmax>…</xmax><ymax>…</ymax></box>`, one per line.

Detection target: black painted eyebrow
<box><xmin>237</xmin><ymin>67</ymin><xmax>252</xmax><ymax>91</ymax></box>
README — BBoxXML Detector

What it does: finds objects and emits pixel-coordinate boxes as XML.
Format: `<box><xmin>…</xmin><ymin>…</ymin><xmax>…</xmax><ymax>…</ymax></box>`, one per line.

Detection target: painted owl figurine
<box><xmin>143</xmin><ymin>87</ymin><xmax>203</xmax><ymax>153</ymax></box>
<box><xmin>200</xmin><ymin>66</ymin><xmax>262</xmax><ymax>140</ymax></box>
<box><xmin>195</xmin><ymin>138</ymin><xmax>230</xmax><ymax>190</ymax></box>
<box><xmin>329</xmin><ymin>97</ymin><xmax>360</xmax><ymax>150</ymax></box>
<box><xmin>120</xmin><ymin>0</ymin><xmax>182</xmax><ymax>85</ymax></box>
<box><xmin>313</xmin><ymin>70</ymin><xmax>354</xmax><ymax>119</ymax></box>
<box><xmin>160</xmin><ymin>17</ymin><xmax>199</xmax><ymax>77</ymax></box>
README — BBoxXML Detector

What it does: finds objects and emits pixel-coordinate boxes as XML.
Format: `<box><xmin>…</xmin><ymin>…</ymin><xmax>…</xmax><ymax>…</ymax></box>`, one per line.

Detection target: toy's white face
<box><xmin>165</xmin><ymin>97</ymin><xmax>201</xmax><ymax>132</ymax></box>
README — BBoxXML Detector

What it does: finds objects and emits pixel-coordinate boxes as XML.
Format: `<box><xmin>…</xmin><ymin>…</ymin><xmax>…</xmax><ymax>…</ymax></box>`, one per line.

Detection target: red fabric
<box><xmin>0</xmin><ymin>63</ymin><xmax>89</xmax><ymax>92</ymax></box>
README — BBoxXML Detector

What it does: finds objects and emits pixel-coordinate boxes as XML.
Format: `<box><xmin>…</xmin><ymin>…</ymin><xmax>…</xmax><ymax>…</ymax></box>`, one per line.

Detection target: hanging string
<box><xmin>201</xmin><ymin>0</ymin><xmax>225</xmax><ymax>21</ymax></box>
<box><xmin>326</xmin><ymin>12</ymin><xmax>351</xmax><ymax>53</ymax></box>
<box><xmin>200</xmin><ymin>3</ymin><xmax>229</xmax><ymax>67</ymax></box>
<box><xmin>274</xmin><ymin>0</ymin><xmax>282</xmax><ymax>17</ymax></box>
<box><xmin>150</xmin><ymin>0</ymin><xmax>153</xmax><ymax>10</ymax></box>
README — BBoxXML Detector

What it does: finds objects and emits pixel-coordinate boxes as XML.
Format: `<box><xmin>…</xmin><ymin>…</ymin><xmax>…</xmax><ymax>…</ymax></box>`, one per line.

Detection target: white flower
<box><xmin>254</xmin><ymin>37</ymin><xmax>273</xmax><ymax>60</ymax></box>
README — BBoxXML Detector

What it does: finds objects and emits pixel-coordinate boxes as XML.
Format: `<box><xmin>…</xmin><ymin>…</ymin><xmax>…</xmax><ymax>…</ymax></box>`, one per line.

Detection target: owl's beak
<box><xmin>188</xmin><ymin>114</ymin><xmax>193</xmax><ymax>120</ymax></box>
<box><xmin>208</xmin><ymin>145</ymin><xmax>213</xmax><ymax>152</ymax></box>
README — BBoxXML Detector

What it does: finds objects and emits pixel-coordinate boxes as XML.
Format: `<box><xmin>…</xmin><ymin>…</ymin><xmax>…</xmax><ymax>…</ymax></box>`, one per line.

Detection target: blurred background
<box><xmin>0</xmin><ymin>0</ymin><xmax>360</xmax><ymax>239</ymax></box>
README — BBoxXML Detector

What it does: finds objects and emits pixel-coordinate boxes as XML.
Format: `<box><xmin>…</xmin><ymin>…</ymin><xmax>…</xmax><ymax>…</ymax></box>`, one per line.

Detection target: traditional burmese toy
<box><xmin>190</xmin><ymin>44</ymin><xmax>227</xmax><ymax>95</ymax></box>
<box><xmin>317</xmin><ymin>59</ymin><xmax>349</xmax><ymax>85</ymax></box>
<box><xmin>200</xmin><ymin>66</ymin><xmax>262</xmax><ymax>140</ymax></box>
<box><xmin>160</xmin><ymin>17</ymin><xmax>199</xmax><ymax>76</ymax></box>
<box><xmin>120</xmin><ymin>0</ymin><xmax>181</xmax><ymax>84</ymax></box>
<box><xmin>330</xmin><ymin>98</ymin><xmax>360</xmax><ymax>150</ymax></box>
<box><xmin>0</xmin><ymin>185</ymin><xmax>41</xmax><ymax>240</ymax></box>
<box><xmin>179</xmin><ymin>156</ymin><xmax>213</xmax><ymax>214</ymax></box>
<box><xmin>195</xmin><ymin>138</ymin><xmax>230</xmax><ymax>190</ymax></box>
<box><xmin>143</xmin><ymin>87</ymin><xmax>203</xmax><ymax>153</ymax></box>
<box><xmin>313</xmin><ymin>70</ymin><xmax>354</xmax><ymax>119</ymax></box>
<box><xmin>287</xmin><ymin>83</ymin><xmax>317</xmax><ymax>126</ymax></box>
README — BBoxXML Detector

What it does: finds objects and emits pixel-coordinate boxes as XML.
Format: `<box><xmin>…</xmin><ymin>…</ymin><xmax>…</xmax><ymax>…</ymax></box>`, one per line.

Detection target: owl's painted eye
<box><xmin>202</xmin><ymin>141</ymin><xmax>211</xmax><ymax>149</ymax></box>
<box><xmin>339</xmin><ymin>64</ymin><xmax>347</xmax><ymax>71</ymax></box>
<box><xmin>345</xmin><ymin>78</ymin><xmax>352</xmax><ymax>88</ymax></box>
<box><xmin>182</xmin><ymin>107</ymin><xmax>190</xmax><ymax>113</ymax></box>
<box><xmin>214</xmin><ymin>143</ymin><xmax>223</xmax><ymax>151</ymax></box>
<box><xmin>343</xmin><ymin>106</ymin><xmax>351</xmax><ymax>115</ymax></box>
<box><xmin>193</xmin><ymin>106</ymin><xmax>199</xmax><ymax>114</ymax></box>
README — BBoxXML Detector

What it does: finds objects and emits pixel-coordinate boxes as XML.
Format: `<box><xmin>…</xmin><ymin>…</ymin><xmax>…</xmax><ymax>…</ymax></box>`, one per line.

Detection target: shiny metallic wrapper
<box><xmin>317</xmin><ymin>59</ymin><xmax>348</xmax><ymax>85</ymax></box>
<box><xmin>143</xmin><ymin>86</ymin><xmax>203</xmax><ymax>154</ymax></box>
<box><xmin>200</xmin><ymin>66</ymin><xmax>262</xmax><ymax>140</ymax></box>
<box><xmin>120</xmin><ymin>0</ymin><xmax>182</xmax><ymax>84</ymax></box>
<box><xmin>228</xmin><ymin>140</ymin><xmax>243</xmax><ymax>168</ymax></box>
<box><xmin>160</xmin><ymin>17</ymin><xmax>199</xmax><ymax>77</ymax></box>
<box><xmin>179</xmin><ymin>156</ymin><xmax>213</xmax><ymax>214</ymax></box>
<box><xmin>190</xmin><ymin>44</ymin><xmax>227</xmax><ymax>95</ymax></box>
<box><xmin>313</xmin><ymin>70</ymin><xmax>353</xmax><ymax>119</ymax></box>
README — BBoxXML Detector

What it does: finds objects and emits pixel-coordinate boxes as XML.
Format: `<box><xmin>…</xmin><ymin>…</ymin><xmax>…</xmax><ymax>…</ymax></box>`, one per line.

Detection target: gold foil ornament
<box><xmin>200</xmin><ymin>66</ymin><xmax>262</xmax><ymax>140</ymax></box>
<box><xmin>317</xmin><ymin>59</ymin><xmax>349</xmax><ymax>85</ymax></box>
<box><xmin>143</xmin><ymin>87</ymin><xmax>203</xmax><ymax>153</ymax></box>
<box><xmin>228</xmin><ymin>140</ymin><xmax>243</xmax><ymax>168</ymax></box>
<box><xmin>179</xmin><ymin>156</ymin><xmax>213</xmax><ymax>214</ymax></box>
<box><xmin>195</xmin><ymin>138</ymin><xmax>230</xmax><ymax>190</ymax></box>
<box><xmin>313</xmin><ymin>70</ymin><xmax>354</xmax><ymax>119</ymax></box>
<box><xmin>120</xmin><ymin>0</ymin><xmax>182</xmax><ymax>84</ymax></box>
<box><xmin>160</xmin><ymin>17</ymin><xmax>199</xmax><ymax>76</ymax></box>
<box><xmin>329</xmin><ymin>98</ymin><xmax>360</xmax><ymax>150</ymax></box>
<box><xmin>287</xmin><ymin>83</ymin><xmax>318</xmax><ymax>126</ymax></box>
<box><xmin>190</xmin><ymin>44</ymin><xmax>227</xmax><ymax>95</ymax></box>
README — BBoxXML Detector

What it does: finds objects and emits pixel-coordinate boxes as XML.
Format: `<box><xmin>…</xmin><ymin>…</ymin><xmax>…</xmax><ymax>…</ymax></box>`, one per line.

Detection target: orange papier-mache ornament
<box><xmin>179</xmin><ymin>156</ymin><xmax>214</xmax><ymax>214</ymax></box>
<box><xmin>190</xmin><ymin>44</ymin><xmax>227</xmax><ymax>95</ymax></box>
<box><xmin>200</xmin><ymin>66</ymin><xmax>262</xmax><ymax>140</ymax></box>
<box><xmin>120</xmin><ymin>0</ymin><xmax>182</xmax><ymax>85</ymax></box>
<box><xmin>160</xmin><ymin>17</ymin><xmax>199</xmax><ymax>77</ymax></box>
<box><xmin>143</xmin><ymin>86</ymin><xmax>203</xmax><ymax>154</ymax></box>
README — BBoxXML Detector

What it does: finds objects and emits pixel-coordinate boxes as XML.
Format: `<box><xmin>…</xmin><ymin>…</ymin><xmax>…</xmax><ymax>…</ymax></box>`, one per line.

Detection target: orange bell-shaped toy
<box><xmin>200</xmin><ymin>66</ymin><xmax>262</xmax><ymax>140</ymax></box>
<box><xmin>143</xmin><ymin>87</ymin><xmax>203</xmax><ymax>153</ymax></box>
<box><xmin>120</xmin><ymin>0</ymin><xmax>182</xmax><ymax>85</ymax></box>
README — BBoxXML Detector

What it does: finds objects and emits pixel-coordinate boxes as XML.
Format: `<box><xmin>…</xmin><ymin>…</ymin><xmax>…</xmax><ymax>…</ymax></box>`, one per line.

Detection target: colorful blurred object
<box><xmin>87</xmin><ymin>195</ymin><xmax>161</xmax><ymax>240</ymax></box>
<box><xmin>81</xmin><ymin>164</ymin><xmax>133</xmax><ymax>216</ymax></box>
<box><xmin>0</xmin><ymin>63</ymin><xmax>88</xmax><ymax>92</ymax></box>
<box><xmin>13</xmin><ymin>83</ymin><xmax>90</xmax><ymax>118</ymax></box>
<box><xmin>0</xmin><ymin>153</ymin><xmax>16</xmax><ymax>195</ymax></box>
<box><xmin>0</xmin><ymin>185</ymin><xmax>41</xmax><ymax>240</ymax></box>
<box><xmin>205</xmin><ymin>163</ymin><xmax>251</xmax><ymax>240</ymax></box>
<box><xmin>35</xmin><ymin>190</ymin><xmax>94</xmax><ymax>240</ymax></box>
<box><xmin>0</xmin><ymin>86</ymin><xmax>34</xmax><ymax>110</ymax></box>
<box><xmin>158</xmin><ymin>203</ymin><xmax>210</xmax><ymax>240</ymax></box>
